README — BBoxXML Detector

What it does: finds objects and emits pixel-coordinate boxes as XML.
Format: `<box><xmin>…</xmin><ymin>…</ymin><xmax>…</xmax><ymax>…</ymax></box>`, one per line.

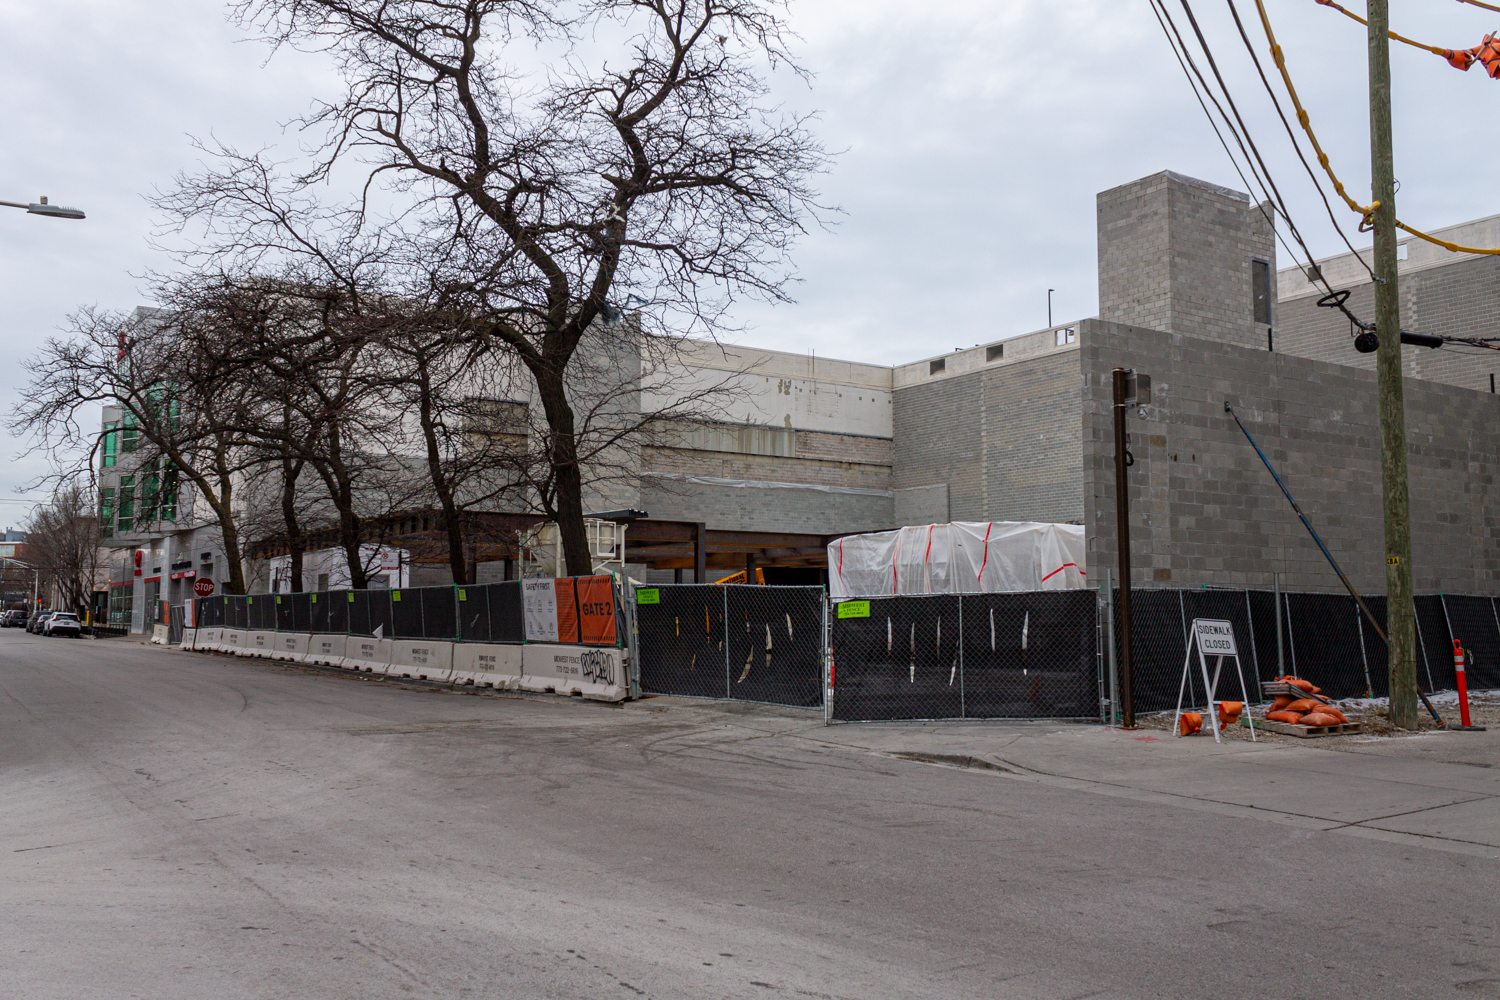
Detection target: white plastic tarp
<box><xmin>827</xmin><ymin>521</ymin><xmax>1087</xmax><ymax>598</ymax></box>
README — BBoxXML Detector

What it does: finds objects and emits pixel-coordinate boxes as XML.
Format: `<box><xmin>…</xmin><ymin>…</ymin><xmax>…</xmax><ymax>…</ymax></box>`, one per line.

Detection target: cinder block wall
<box><xmin>1081</xmin><ymin>319</ymin><xmax>1500</xmax><ymax>594</ymax></box>
<box><xmin>638</xmin><ymin>478</ymin><xmax>894</xmax><ymax>535</ymax></box>
<box><xmin>1098</xmin><ymin>171</ymin><xmax>1274</xmax><ymax>352</ymax></box>
<box><xmin>1276</xmin><ymin>254</ymin><xmax>1500</xmax><ymax>394</ymax></box>
<box><xmin>891</xmin><ymin>348</ymin><xmax>1085</xmax><ymax>525</ymax></box>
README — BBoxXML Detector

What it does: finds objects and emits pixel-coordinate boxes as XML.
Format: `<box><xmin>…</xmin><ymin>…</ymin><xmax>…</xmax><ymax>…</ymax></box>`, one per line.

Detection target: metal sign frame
<box><xmin>1173</xmin><ymin>618</ymin><xmax>1258</xmax><ymax>743</ymax></box>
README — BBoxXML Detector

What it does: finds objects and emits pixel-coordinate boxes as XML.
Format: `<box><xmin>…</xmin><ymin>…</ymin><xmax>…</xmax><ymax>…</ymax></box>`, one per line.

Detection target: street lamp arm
<box><xmin>1</xmin><ymin>196</ymin><xmax>86</xmax><ymax>220</ymax></box>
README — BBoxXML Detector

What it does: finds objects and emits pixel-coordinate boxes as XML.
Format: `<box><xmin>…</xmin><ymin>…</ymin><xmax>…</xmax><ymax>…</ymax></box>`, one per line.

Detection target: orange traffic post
<box><xmin>1453</xmin><ymin>641</ymin><xmax>1473</xmax><ymax>729</ymax></box>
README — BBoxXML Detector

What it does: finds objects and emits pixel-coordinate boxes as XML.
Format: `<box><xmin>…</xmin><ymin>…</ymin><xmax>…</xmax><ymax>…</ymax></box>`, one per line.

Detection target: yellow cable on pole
<box><xmin>1253</xmin><ymin>0</ymin><xmax>1500</xmax><ymax>256</ymax></box>
<box><xmin>1312</xmin><ymin>0</ymin><xmax>1453</xmax><ymax>59</ymax></box>
<box><xmin>1252</xmin><ymin>0</ymin><xmax>1372</xmax><ymax>217</ymax></box>
<box><xmin>1455</xmin><ymin>0</ymin><xmax>1500</xmax><ymax>15</ymax></box>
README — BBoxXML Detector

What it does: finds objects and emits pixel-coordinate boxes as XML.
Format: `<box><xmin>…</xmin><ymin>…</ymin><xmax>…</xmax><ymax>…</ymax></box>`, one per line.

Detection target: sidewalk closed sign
<box><xmin>1192</xmin><ymin>619</ymin><xmax>1237</xmax><ymax>658</ymax></box>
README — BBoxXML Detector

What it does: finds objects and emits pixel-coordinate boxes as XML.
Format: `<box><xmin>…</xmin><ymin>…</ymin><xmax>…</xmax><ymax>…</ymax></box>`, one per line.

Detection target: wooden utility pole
<box><xmin>1368</xmin><ymin>0</ymin><xmax>1419</xmax><ymax>729</ymax></box>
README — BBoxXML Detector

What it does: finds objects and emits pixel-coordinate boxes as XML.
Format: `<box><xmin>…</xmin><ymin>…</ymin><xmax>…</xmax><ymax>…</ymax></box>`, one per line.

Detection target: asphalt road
<box><xmin>2</xmin><ymin>631</ymin><xmax>1497</xmax><ymax>999</ymax></box>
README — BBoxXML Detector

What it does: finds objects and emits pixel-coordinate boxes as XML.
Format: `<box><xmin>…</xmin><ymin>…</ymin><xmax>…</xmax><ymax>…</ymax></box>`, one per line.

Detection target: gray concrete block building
<box><xmin>882</xmin><ymin>170</ymin><xmax>1500</xmax><ymax>595</ymax></box>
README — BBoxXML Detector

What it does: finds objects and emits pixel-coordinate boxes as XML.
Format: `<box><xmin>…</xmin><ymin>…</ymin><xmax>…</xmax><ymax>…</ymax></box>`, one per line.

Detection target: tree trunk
<box><xmin>211</xmin><ymin>443</ymin><xmax>249</xmax><ymax>596</ymax></box>
<box><xmin>533</xmin><ymin>365</ymin><xmax>593</xmax><ymax>577</ymax></box>
<box><xmin>281</xmin><ymin>453</ymin><xmax>306</xmax><ymax>593</ymax></box>
<box><xmin>415</xmin><ymin>354</ymin><xmax>470</xmax><ymax>585</ymax></box>
<box><xmin>314</xmin><ymin>422</ymin><xmax>368</xmax><ymax>589</ymax></box>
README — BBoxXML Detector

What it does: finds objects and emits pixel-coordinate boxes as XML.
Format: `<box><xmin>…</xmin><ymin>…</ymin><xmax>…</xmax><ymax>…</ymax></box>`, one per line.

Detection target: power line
<box><xmin>1177</xmin><ymin>0</ymin><xmax>1351</xmax><ymax>291</ymax></box>
<box><xmin>1223</xmin><ymin>0</ymin><xmax>1372</xmax><ymax>276</ymax></box>
<box><xmin>1148</xmin><ymin>0</ymin><xmax>1340</xmax><ymax>297</ymax></box>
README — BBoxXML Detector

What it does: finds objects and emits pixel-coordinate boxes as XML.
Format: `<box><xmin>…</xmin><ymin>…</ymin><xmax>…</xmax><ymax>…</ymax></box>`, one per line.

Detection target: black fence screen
<box><xmin>1112</xmin><ymin>588</ymin><xmax>1499</xmax><ymax>714</ymax></box>
<box><xmin>831</xmin><ymin>592</ymin><xmax>1098</xmax><ymax>722</ymax></box>
<box><xmin>458</xmin><ymin>582</ymin><xmax>525</xmax><ymax>644</ymax></box>
<box><xmin>635</xmin><ymin>585</ymin><xmax>824</xmax><ymax>707</ymax></box>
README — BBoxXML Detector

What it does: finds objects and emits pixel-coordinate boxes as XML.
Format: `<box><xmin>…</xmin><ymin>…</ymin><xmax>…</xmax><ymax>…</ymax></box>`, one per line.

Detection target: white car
<box><xmin>44</xmin><ymin>612</ymin><xmax>82</xmax><ymax>637</ymax></box>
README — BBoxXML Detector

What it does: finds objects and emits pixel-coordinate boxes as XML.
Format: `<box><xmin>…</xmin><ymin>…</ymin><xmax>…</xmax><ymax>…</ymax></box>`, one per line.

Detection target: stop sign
<box><xmin>193</xmin><ymin>577</ymin><xmax>215</xmax><ymax>597</ymax></box>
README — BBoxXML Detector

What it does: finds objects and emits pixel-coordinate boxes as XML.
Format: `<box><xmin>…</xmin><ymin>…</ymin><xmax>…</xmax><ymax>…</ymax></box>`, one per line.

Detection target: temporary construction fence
<box><xmin>633</xmin><ymin>584</ymin><xmax>826</xmax><ymax>709</ymax></box>
<box><xmin>180</xmin><ymin>576</ymin><xmax>1500</xmax><ymax>723</ymax></box>
<box><xmin>1114</xmin><ymin>588</ymin><xmax>1500</xmax><ymax>714</ymax></box>
<box><xmin>184</xmin><ymin>577</ymin><xmax>630</xmax><ymax>701</ymax></box>
<box><xmin>828</xmin><ymin>591</ymin><xmax>1101</xmax><ymax>721</ymax></box>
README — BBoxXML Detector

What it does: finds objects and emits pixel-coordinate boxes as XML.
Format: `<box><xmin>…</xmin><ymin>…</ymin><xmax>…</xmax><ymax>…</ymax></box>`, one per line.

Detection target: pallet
<box><xmin>1260</xmin><ymin>680</ymin><xmax>1318</xmax><ymax>697</ymax></box>
<box><xmin>1241</xmin><ymin>716</ymin><xmax>1362</xmax><ymax>738</ymax></box>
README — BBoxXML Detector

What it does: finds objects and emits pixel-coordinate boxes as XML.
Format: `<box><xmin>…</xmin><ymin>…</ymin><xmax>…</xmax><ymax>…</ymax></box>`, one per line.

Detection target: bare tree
<box><xmin>23</xmin><ymin>485</ymin><xmax>103</xmax><ymax>619</ymax></box>
<box><xmin>165</xmin><ymin>0</ymin><xmax>830</xmax><ymax>575</ymax></box>
<box><xmin>12</xmin><ymin>302</ymin><xmax>264</xmax><ymax>595</ymax></box>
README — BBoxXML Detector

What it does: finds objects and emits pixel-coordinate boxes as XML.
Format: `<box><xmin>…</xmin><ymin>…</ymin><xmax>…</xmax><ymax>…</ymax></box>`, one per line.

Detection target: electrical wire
<box><xmin>1313</xmin><ymin>0</ymin><xmax>1467</xmax><ymax>60</ymax></box>
<box><xmin>1148</xmin><ymin>0</ymin><xmax>1336</xmax><ymax>295</ymax></box>
<box><xmin>1178</xmin><ymin>0</ymin><xmax>1372</xmax><ymax>302</ymax></box>
<box><xmin>1253</xmin><ymin>0</ymin><xmax>1500</xmax><ymax>256</ymax></box>
<box><xmin>1455</xmin><ymin>0</ymin><xmax>1500</xmax><ymax>14</ymax></box>
<box><xmin>1153</xmin><ymin>0</ymin><xmax>1493</xmax><ymax>352</ymax></box>
<box><xmin>1224</xmin><ymin>0</ymin><xmax>1372</xmax><ymax>276</ymax></box>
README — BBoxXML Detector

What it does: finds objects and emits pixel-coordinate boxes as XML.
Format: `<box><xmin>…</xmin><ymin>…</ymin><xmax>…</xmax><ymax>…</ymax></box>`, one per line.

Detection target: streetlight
<box><xmin>0</xmin><ymin>196</ymin><xmax>85</xmax><ymax>220</ymax></box>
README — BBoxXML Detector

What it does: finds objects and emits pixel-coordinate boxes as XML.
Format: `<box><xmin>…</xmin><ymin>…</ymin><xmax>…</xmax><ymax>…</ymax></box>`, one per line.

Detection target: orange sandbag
<box><xmin>1180</xmin><ymin>712</ymin><xmax>1203</xmax><ymax>735</ymax></box>
<box><xmin>1286</xmin><ymin>698</ymin><xmax>1322</xmax><ymax>714</ymax></box>
<box><xmin>1300</xmin><ymin>712</ymin><xmax>1340</xmax><ymax>727</ymax></box>
<box><xmin>1218</xmin><ymin>702</ymin><xmax>1244</xmax><ymax>728</ymax></box>
<box><xmin>1287</xmin><ymin>678</ymin><xmax>1314</xmax><ymax>692</ymax></box>
<box><xmin>1272</xmin><ymin>694</ymin><xmax>1296</xmax><ymax>710</ymax></box>
<box><xmin>1317</xmin><ymin>706</ymin><xmax>1349</xmax><ymax>723</ymax></box>
<box><xmin>1267</xmin><ymin>710</ymin><xmax>1304</xmax><ymax>724</ymax></box>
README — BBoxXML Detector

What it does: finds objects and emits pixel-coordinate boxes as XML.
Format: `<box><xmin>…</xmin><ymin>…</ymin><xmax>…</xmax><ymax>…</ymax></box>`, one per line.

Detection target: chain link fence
<box><xmin>634</xmin><ymin>584</ymin><xmax>826</xmax><ymax>708</ymax></box>
<box><xmin>1112</xmin><ymin>588</ymin><xmax>1500</xmax><ymax>714</ymax></box>
<box><xmin>829</xmin><ymin>592</ymin><xmax>1100</xmax><ymax>722</ymax></box>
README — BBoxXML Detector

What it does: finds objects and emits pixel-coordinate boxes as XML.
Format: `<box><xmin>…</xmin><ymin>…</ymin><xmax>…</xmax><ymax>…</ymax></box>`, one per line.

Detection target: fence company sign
<box><xmin>523</xmin><ymin>576</ymin><xmax>618</xmax><ymax>645</ymax></box>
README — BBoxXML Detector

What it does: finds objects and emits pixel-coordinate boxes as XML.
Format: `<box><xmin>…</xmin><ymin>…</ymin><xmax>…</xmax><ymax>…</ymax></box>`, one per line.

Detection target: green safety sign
<box><xmin>637</xmin><ymin>588</ymin><xmax>660</xmax><ymax>605</ymax></box>
<box><xmin>458</xmin><ymin>589</ymin><xmax>467</xmax><ymax>601</ymax></box>
<box><xmin>837</xmin><ymin>600</ymin><xmax>871</xmax><ymax>619</ymax></box>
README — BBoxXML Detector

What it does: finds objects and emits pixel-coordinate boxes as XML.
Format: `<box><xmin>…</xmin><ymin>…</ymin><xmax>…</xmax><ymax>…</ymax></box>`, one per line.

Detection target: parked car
<box><xmin>1</xmin><ymin>610</ymin><xmax>27</xmax><ymax>628</ymax></box>
<box><xmin>44</xmin><ymin>612</ymin><xmax>82</xmax><ymax>637</ymax></box>
<box><xmin>29</xmin><ymin>612</ymin><xmax>54</xmax><ymax>634</ymax></box>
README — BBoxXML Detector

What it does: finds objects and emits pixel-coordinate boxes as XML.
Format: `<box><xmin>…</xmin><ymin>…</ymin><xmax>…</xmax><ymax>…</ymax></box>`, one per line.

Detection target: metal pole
<box><xmin>1105</xmin><ymin>568</ymin><xmax>1118</xmax><ymax>726</ymax></box>
<box><xmin>1368</xmin><ymin>0</ymin><xmax>1418</xmax><ymax>729</ymax></box>
<box><xmin>1274</xmin><ymin>572</ymin><xmax>1283</xmax><ymax>677</ymax></box>
<box><xmin>1355</xmin><ymin>601</ymin><xmax>1374</xmax><ymax>699</ymax></box>
<box><xmin>1112</xmin><ymin>368</ymin><xmax>1136</xmax><ymax>727</ymax></box>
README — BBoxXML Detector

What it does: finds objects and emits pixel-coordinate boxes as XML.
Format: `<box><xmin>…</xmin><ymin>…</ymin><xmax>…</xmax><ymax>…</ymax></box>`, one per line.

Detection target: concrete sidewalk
<box><xmin>621</xmin><ymin>695</ymin><xmax>1500</xmax><ymax>859</ymax></box>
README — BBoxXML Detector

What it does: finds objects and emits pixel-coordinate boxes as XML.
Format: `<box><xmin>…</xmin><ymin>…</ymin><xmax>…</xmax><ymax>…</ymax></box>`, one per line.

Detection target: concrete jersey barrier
<box><xmin>521</xmin><ymin>644</ymin><xmax>628</xmax><ymax>702</ymax></box>
<box><xmin>270</xmin><ymin>633</ymin><xmax>311</xmax><ymax>663</ymax></box>
<box><xmin>245</xmin><ymin>630</ymin><xmax>275</xmax><ymax>657</ymax></box>
<box><xmin>451</xmin><ymin>643</ymin><xmax>523</xmax><ymax>689</ymax></box>
<box><xmin>308</xmin><ymin>634</ymin><xmax>346</xmax><ymax>666</ymax></box>
<box><xmin>341</xmin><ymin>636</ymin><xmax>392</xmax><ymax>673</ymax></box>
<box><xmin>389</xmin><ymin>640</ymin><xmax>453</xmax><ymax>682</ymax></box>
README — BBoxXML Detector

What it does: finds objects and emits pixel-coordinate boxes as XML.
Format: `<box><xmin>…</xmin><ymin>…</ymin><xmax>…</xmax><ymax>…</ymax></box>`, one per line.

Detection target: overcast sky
<box><xmin>1</xmin><ymin>0</ymin><xmax>1495</xmax><ymax>519</ymax></box>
